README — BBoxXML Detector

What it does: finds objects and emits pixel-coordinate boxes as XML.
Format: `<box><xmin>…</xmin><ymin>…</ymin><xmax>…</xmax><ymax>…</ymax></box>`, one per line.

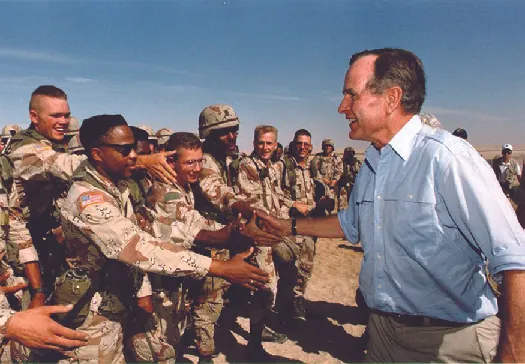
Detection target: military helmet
<box><xmin>419</xmin><ymin>113</ymin><xmax>442</xmax><ymax>129</ymax></box>
<box><xmin>344</xmin><ymin>146</ymin><xmax>355</xmax><ymax>153</ymax></box>
<box><xmin>138</xmin><ymin>125</ymin><xmax>158</xmax><ymax>141</ymax></box>
<box><xmin>1</xmin><ymin>124</ymin><xmax>21</xmax><ymax>139</ymax></box>
<box><xmin>65</xmin><ymin>117</ymin><xmax>80</xmax><ymax>136</ymax></box>
<box><xmin>198</xmin><ymin>104</ymin><xmax>240</xmax><ymax>139</ymax></box>
<box><xmin>322</xmin><ymin>138</ymin><xmax>335</xmax><ymax>147</ymax></box>
<box><xmin>156</xmin><ymin>127</ymin><xmax>174</xmax><ymax>145</ymax></box>
<box><xmin>67</xmin><ymin>133</ymin><xmax>85</xmax><ymax>154</ymax></box>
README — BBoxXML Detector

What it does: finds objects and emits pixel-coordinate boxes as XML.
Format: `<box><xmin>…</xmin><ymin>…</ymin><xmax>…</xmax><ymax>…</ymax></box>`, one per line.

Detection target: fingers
<box><xmin>242</xmin><ymin>282</ymin><xmax>259</xmax><ymax>291</ymax></box>
<box><xmin>38</xmin><ymin>304</ymin><xmax>74</xmax><ymax>315</ymax></box>
<box><xmin>0</xmin><ymin>283</ymin><xmax>28</xmax><ymax>294</ymax></box>
<box><xmin>0</xmin><ymin>272</ymin><xmax>11</xmax><ymax>283</ymax></box>
<box><xmin>162</xmin><ymin>150</ymin><xmax>177</xmax><ymax>157</ymax></box>
<box><xmin>234</xmin><ymin>247</ymin><xmax>254</xmax><ymax>260</ymax></box>
<box><xmin>51</xmin><ymin>322</ymin><xmax>89</xmax><ymax>343</ymax></box>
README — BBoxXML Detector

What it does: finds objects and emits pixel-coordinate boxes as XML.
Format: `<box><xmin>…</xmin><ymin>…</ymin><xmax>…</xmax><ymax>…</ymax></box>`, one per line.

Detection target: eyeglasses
<box><xmin>294</xmin><ymin>141</ymin><xmax>312</xmax><ymax>148</ymax></box>
<box><xmin>181</xmin><ymin>158</ymin><xmax>204</xmax><ymax>169</ymax></box>
<box><xmin>99</xmin><ymin>143</ymin><xmax>135</xmax><ymax>157</ymax></box>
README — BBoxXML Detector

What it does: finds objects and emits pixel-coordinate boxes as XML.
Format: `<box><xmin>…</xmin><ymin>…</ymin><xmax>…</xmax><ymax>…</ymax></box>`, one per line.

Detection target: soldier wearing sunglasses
<box><xmin>54</xmin><ymin>114</ymin><xmax>271</xmax><ymax>362</ymax></box>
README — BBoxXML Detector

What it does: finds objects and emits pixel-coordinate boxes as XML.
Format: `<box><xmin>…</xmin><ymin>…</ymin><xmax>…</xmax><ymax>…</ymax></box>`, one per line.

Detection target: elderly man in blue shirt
<box><xmin>258</xmin><ymin>48</ymin><xmax>525</xmax><ymax>362</ymax></box>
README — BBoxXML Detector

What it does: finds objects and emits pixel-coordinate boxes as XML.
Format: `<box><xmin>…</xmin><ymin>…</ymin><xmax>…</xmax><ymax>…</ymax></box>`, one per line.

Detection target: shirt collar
<box><xmin>388</xmin><ymin>115</ymin><xmax>422</xmax><ymax>161</ymax></box>
<box><xmin>364</xmin><ymin>115</ymin><xmax>422</xmax><ymax>172</ymax></box>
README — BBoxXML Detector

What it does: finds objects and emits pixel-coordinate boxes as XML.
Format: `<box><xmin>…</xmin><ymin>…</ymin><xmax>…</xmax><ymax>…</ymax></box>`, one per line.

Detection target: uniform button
<box><xmin>377</xmin><ymin>195</ymin><xmax>382</xmax><ymax>199</ymax></box>
<box><xmin>378</xmin><ymin>284</ymin><xmax>382</xmax><ymax>288</ymax></box>
<box><xmin>377</xmin><ymin>225</ymin><xmax>382</xmax><ymax>229</ymax></box>
<box><xmin>377</xmin><ymin>254</ymin><xmax>382</xmax><ymax>259</ymax></box>
<box><xmin>408</xmin><ymin>194</ymin><xmax>413</xmax><ymax>199</ymax></box>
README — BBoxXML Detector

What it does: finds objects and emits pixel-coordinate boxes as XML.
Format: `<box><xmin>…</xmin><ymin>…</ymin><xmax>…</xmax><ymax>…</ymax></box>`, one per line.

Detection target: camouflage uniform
<box><xmin>311</xmin><ymin>147</ymin><xmax>343</xmax><ymax>211</ymax></box>
<box><xmin>8</xmin><ymin>127</ymin><xmax>86</xmax><ymax>292</ymax></box>
<box><xmin>190</xmin><ymin>153</ymin><xmax>240</xmax><ymax>357</ymax></box>
<box><xmin>0</xmin><ymin>305</ymin><xmax>15</xmax><ymax>362</ymax></box>
<box><xmin>338</xmin><ymin>149</ymin><xmax>362</xmax><ymax>211</ymax></box>
<box><xmin>56</xmin><ymin>160</ymin><xmax>211</xmax><ymax>363</ymax></box>
<box><xmin>275</xmin><ymin>157</ymin><xmax>317</xmax><ymax>311</ymax></box>
<box><xmin>147</xmin><ymin>179</ymin><xmax>225</xmax><ymax>358</ymax></box>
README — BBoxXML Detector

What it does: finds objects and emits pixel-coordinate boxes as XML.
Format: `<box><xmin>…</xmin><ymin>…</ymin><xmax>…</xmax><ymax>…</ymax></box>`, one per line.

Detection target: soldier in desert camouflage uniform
<box><xmin>156</xmin><ymin>128</ymin><xmax>174</xmax><ymax>151</ymax></box>
<box><xmin>311</xmin><ymin>139</ymin><xmax>343</xmax><ymax>211</ymax></box>
<box><xmin>338</xmin><ymin>146</ymin><xmax>361</xmax><ymax>211</ymax></box>
<box><xmin>138</xmin><ymin>125</ymin><xmax>159</xmax><ymax>153</ymax></box>
<box><xmin>0</xmin><ymin>125</ymin><xmax>21</xmax><ymax>155</ymax></box>
<box><xmin>195</xmin><ymin>105</ymin><xmax>284</xmax><ymax>360</ymax></box>
<box><xmin>56</xmin><ymin>114</ymin><xmax>269</xmax><ymax>363</ymax></box>
<box><xmin>276</xmin><ymin>129</ymin><xmax>332</xmax><ymax>322</ymax></box>
<box><xmin>235</xmin><ymin>125</ymin><xmax>290</xmax><ymax>359</ymax></box>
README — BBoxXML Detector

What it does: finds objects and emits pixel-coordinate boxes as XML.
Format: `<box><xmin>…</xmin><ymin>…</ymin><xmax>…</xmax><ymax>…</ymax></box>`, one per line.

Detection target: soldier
<box><xmin>337</xmin><ymin>146</ymin><xmax>361</xmax><ymax>211</ymax></box>
<box><xmin>493</xmin><ymin>143</ymin><xmax>522</xmax><ymax>197</ymax></box>
<box><xmin>195</xmin><ymin>105</ymin><xmax>284</xmax><ymax>360</ymax></box>
<box><xmin>156</xmin><ymin>127</ymin><xmax>174</xmax><ymax>151</ymax></box>
<box><xmin>138</xmin><ymin>125</ymin><xmax>159</xmax><ymax>153</ymax></box>
<box><xmin>235</xmin><ymin>125</ymin><xmax>290</xmax><ymax>359</ymax></box>
<box><xmin>276</xmin><ymin>129</ymin><xmax>330</xmax><ymax>323</ymax></box>
<box><xmin>56</xmin><ymin>114</ymin><xmax>270</xmax><ymax>363</ymax></box>
<box><xmin>452</xmin><ymin>127</ymin><xmax>468</xmax><ymax>140</ymax></box>
<box><xmin>311</xmin><ymin>139</ymin><xmax>343</xmax><ymax>212</ymax></box>
<box><xmin>0</xmin><ymin>125</ymin><xmax>21</xmax><ymax>155</ymax></box>
<box><xmin>7</xmin><ymin>85</ymin><xmax>191</xmax><ymax>310</ymax></box>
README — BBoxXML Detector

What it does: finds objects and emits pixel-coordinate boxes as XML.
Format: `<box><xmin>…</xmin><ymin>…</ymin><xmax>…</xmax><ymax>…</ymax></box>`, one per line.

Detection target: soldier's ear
<box><xmin>29</xmin><ymin>109</ymin><xmax>39</xmax><ymax>125</ymax></box>
<box><xmin>92</xmin><ymin>147</ymin><xmax>104</xmax><ymax>163</ymax></box>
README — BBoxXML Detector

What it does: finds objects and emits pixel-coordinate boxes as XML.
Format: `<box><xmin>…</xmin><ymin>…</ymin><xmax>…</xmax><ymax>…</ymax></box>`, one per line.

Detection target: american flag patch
<box><xmin>78</xmin><ymin>192</ymin><xmax>104</xmax><ymax>209</ymax></box>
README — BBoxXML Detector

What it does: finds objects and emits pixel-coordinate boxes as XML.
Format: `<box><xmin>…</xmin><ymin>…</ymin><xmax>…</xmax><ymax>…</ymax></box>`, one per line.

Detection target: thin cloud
<box><xmin>64</xmin><ymin>77</ymin><xmax>98</xmax><ymax>84</ymax></box>
<box><xmin>231</xmin><ymin>91</ymin><xmax>302</xmax><ymax>101</ymax></box>
<box><xmin>423</xmin><ymin>106</ymin><xmax>511</xmax><ymax>123</ymax></box>
<box><xmin>0</xmin><ymin>47</ymin><xmax>197</xmax><ymax>76</ymax></box>
<box><xmin>0</xmin><ymin>76</ymin><xmax>51</xmax><ymax>84</ymax></box>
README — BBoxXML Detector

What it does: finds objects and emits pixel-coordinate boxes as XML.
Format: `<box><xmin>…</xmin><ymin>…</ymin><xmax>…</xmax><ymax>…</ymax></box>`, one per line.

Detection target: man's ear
<box><xmin>29</xmin><ymin>109</ymin><xmax>39</xmax><ymax>125</ymax></box>
<box><xmin>92</xmin><ymin>147</ymin><xmax>103</xmax><ymax>163</ymax></box>
<box><xmin>385</xmin><ymin>86</ymin><xmax>403</xmax><ymax>114</ymax></box>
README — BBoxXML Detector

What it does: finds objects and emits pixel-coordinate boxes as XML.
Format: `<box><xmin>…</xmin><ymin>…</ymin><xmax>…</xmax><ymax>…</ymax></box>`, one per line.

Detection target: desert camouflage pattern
<box><xmin>338</xmin><ymin>158</ymin><xmax>362</xmax><ymax>210</ymax></box>
<box><xmin>9</xmin><ymin>128</ymin><xmax>86</xmax><ymax>264</ymax></box>
<box><xmin>138</xmin><ymin>125</ymin><xmax>158</xmax><ymax>141</ymax></box>
<box><xmin>198</xmin><ymin>153</ymin><xmax>242</xmax><ymax>213</ymax></box>
<box><xmin>276</xmin><ymin>157</ymin><xmax>316</xmax><ymax>210</ymax></box>
<box><xmin>58</xmin><ymin>161</ymin><xmax>212</xmax><ymax>362</ymax></box>
<box><xmin>0</xmin><ymin>299</ymin><xmax>15</xmax><ymax>361</ymax></box>
<box><xmin>147</xmin><ymin>180</ymin><xmax>223</xmax><ymax>248</ymax></box>
<box><xmin>419</xmin><ymin>112</ymin><xmax>442</xmax><ymax>129</ymax></box>
<box><xmin>198</xmin><ymin>104</ymin><xmax>240</xmax><ymax>139</ymax></box>
<box><xmin>65</xmin><ymin>117</ymin><xmax>80</xmax><ymax>136</ymax></box>
<box><xmin>311</xmin><ymin>152</ymin><xmax>343</xmax><ymax>206</ymax></box>
<box><xmin>1</xmin><ymin>125</ymin><xmax>21</xmax><ymax>140</ymax></box>
<box><xmin>155</xmin><ymin>128</ymin><xmax>174</xmax><ymax>146</ymax></box>
<box><xmin>67</xmin><ymin>133</ymin><xmax>84</xmax><ymax>154</ymax></box>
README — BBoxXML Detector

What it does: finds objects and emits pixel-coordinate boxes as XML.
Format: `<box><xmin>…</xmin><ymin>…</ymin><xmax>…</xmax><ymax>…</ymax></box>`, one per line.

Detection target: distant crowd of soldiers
<box><xmin>0</xmin><ymin>85</ymin><xmax>364</xmax><ymax>363</ymax></box>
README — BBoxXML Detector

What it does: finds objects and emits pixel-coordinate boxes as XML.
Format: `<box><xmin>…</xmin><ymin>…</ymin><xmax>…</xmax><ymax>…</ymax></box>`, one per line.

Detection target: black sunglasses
<box><xmin>99</xmin><ymin>143</ymin><xmax>135</xmax><ymax>157</ymax></box>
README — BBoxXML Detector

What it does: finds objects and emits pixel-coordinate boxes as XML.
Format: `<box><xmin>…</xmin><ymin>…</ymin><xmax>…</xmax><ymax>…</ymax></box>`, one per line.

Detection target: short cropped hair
<box><xmin>350</xmin><ymin>48</ymin><xmax>426</xmax><ymax>114</ymax></box>
<box><xmin>293</xmin><ymin>129</ymin><xmax>311</xmax><ymax>141</ymax></box>
<box><xmin>80</xmin><ymin>114</ymin><xmax>128</xmax><ymax>159</ymax></box>
<box><xmin>129</xmin><ymin>126</ymin><xmax>149</xmax><ymax>142</ymax></box>
<box><xmin>29</xmin><ymin>85</ymin><xmax>68</xmax><ymax>111</ymax></box>
<box><xmin>277</xmin><ymin>142</ymin><xmax>283</xmax><ymax>150</ymax></box>
<box><xmin>165</xmin><ymin>132</ymin><xmax>202</xmax><ymax>154</ymax></box>
<box><xmin>254</xmin><ymin>125</ymin><xmax>278</xmax><ymax>141</ymax></box>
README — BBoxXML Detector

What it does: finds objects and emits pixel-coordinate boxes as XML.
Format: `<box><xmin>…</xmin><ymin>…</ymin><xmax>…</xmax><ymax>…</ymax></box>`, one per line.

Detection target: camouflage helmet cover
<box><xmin>344</xmin><ymin>146</ymin><xmax>355</xmax><ymax>153</ymax></box>
<box><xmin>156</xmin><ymin>127</ymin><xmax>174</xmax><ymax>145</ymax></box>
<box><xmin>419</xmin><ymin>113</ymin><xmax>442</xmax><ymax>129</ymax></box>
<box><xmin>67</xmin><ymin>133</ymin><xmax>85</xmax><ymax>153</ymax></box>
<box><xmin>1</xmin><ymin>124</ymin><xmax>21</xmax><ymax>139</ymax></box>
<box><xmin>65</xmin><ymin>116</ymin><xmax>80</xmax><ymax>136</ymax></box>
<box><xmin>322</xmin><ymin>138</ymin><xmax>335</xmax><ymax>147</ymax></box>
<box><xmin>138</xmin><ymin>125</ymin><xmax>158</xmax><ymax>141</ymax></box>
<box><xmin>198</xmin><ymin>104</ymin><xmax>240</xmax><ymax>139</ymax></box>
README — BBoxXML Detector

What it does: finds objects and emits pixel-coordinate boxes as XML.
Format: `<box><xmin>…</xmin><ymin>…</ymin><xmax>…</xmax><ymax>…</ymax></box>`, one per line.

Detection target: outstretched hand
<box><xmin>240</xmin><ymin>210</ymin><xmax>281</xmax><ymax>246</ymax></box>
<box><xmin>210</xmin><ymin>248</ymin><xmax>269</xmax><ymax>291</ymax></box>
<box><xmin>137</xmin><ymin>151</ymin><xmax>177</xmax><ymax>184</ymax></box>
<box><xmin>254</xmin><ymin>210</ymin><xmax>291</xmax><ymax>238</ymax></box>
<box><xmin>5</xmin><ymin>305</ymin><xmax>89</xmax><ymax>351</ymax></box>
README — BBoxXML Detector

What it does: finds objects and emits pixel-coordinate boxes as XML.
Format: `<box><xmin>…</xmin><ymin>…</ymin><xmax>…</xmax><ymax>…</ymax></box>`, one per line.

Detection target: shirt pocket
<box><xmin>383</xmin><ymin>190</ymin><xmax>439</xmax><ymax>257</ymax></box>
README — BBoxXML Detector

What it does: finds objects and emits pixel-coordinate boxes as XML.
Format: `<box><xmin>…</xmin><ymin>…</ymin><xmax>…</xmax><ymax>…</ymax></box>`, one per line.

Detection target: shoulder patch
<box><xmin>33</xmin><ymin>144</ymin><xmax>52</xmax><ymax>153</ymax></box>
<box><xmin>164</xmin><ymin>191</ymin><xmax>182</xmax><ymax>202</ymax></box>
<box><xmin>77</xmin><ymin>191</ymin><xmax>105</xmax><ymax>211</ymax></box>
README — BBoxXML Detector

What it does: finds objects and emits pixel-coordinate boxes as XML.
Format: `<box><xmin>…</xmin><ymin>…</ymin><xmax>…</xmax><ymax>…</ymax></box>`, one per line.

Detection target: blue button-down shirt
<box><xmin>338</xmin><ymin>115</ymin><xmax>525</xmax><ymax>323</ymax></box>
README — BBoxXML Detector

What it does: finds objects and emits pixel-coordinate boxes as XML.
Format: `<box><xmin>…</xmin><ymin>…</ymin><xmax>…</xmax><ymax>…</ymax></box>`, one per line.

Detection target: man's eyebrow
<box><xmin>342</xmin><ymin>88</ymin><xmax>356</xmax><ymax>96</ymax></box>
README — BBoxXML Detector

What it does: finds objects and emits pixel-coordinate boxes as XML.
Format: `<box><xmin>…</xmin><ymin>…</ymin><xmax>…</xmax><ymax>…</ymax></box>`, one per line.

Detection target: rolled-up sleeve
<box><xmin>337</xmin><ymin>181</ymin><xmax>359</xmax><ymax>245</ymax></box>
<box><xmin>440</xmin><ymin>150</ymin><xmax>525</xmax><ymax>276</ymax></box>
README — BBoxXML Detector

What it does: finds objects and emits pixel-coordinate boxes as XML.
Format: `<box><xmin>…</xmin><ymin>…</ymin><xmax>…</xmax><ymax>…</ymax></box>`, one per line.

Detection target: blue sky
<box><xmin>0</xmin><ymin>0</ymin><xmax>524</xmax><ymax>152</ymax></box>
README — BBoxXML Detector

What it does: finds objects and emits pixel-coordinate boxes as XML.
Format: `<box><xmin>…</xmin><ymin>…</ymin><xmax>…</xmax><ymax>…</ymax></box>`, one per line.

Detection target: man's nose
<box><xmin>338</xmin><ymin>95</ymin><xmax>350</xmax><ymax>114</ymax></box>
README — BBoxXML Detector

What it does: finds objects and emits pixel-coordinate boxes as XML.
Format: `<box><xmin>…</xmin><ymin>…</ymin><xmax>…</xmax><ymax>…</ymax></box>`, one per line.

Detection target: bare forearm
<box><xmin>296</xmin><ymin>215</ymin><xmax>345</xmax><ymax>238</ymax></box>
<box><xmin>194</xmin><ymin>228</ymin><xmax>230</xmax><ymax>247</ymax></box>
<box><xmin>24</xmin><ymin>262</ymin><xmax>43</xmax><ymax>291</ymax></box>
<box><xmin>231</xmin><ymin>201</ymin><xmax>254</xmax><ymax>220</ymax></box>
<box><xmin>499</xmin><ymin>270</ymin><xmax>525</xmax><ymax>362</ymax></box>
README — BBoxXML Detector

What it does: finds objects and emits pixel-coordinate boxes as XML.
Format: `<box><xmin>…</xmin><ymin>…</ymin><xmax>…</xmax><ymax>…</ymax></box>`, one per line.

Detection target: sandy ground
<box><xmin>181</xmin><ymin>238</ymin><xmax>367</xmax><ymax>363</ymax></box>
